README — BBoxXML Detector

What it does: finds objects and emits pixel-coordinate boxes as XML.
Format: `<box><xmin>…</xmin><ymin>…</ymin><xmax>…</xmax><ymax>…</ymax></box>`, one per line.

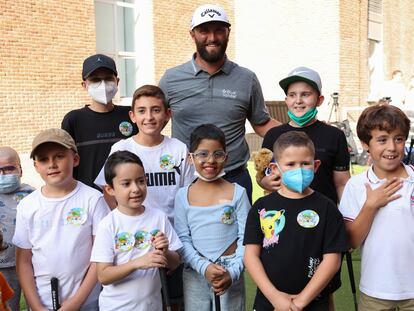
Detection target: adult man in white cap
<box><xmin>159</xmin><ymin>4</ymin><xmax>280</xmax><ymax>202</ymax></box>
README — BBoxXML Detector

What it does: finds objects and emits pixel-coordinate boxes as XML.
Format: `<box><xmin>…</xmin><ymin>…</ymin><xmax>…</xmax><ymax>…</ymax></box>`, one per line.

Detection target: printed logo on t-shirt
<box><xmin>134</xmin><ymin>230</ymin><xmax>153</xmax><ymax>250</ymax></box>
<box><xmin>307</xmin><ymin>257</ymin><xmax>321</xmax><ymax>278</ymax></box>
<box><xmin>116</xmin><ymin>228</ymin><xmax>161</xmax><ymax>252</ymax></box>
<box><xmin>221</xmin><ymin>206</ymin><xmax>235</xmax><ymax>224</ymax></box>
<box><xmin>145</xmin><ymin>155</ymin><xmax>183</xmax><ymax>187</ymax></box>
<box><xmin>159</xmin><ymin>154</ymin><xmax>184</xmax><ymax>176</ymax></box>
<box><xmin>297</xmin><ymin>210</ymin><xmax>319</xmax><ymax>228</ymax></box>
<box><xmin>160</xmin><ymin>154</ymin><xmax>175</xmax><ymax>171</ymax></box>
<box><xmin>119</xmin><ymin>121</ymin><xmax>133</xmax><ymax>137</ymax></box>
<box><xmin>115</xmin><ymin>232</ymin><xmax>135</xmax><ymax>252</ymax></box>
<box><xmin>65</xmin><ymin>207</ymin><xmax>87</xmax><ymax>226</ymax></box>
<box><xmin>13</xmin><ymin>190</ymin><xmax>32</xmax><ymax>203</ymax></box>
<box><xmin>259</xmin><ymin>209</ymin><xmax>286</xmax><ymax>248</ymax></box>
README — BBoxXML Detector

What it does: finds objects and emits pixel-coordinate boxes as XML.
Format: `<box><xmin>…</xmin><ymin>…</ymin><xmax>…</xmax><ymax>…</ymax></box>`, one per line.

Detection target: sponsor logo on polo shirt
<box><xmin>222</xmin><ymin>89</ymin><xmax>237</xmax><ymax>98</ymax></box>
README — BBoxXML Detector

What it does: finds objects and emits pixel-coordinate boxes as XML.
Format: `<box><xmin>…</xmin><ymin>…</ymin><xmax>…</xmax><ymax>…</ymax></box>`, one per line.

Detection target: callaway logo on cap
<box><xmin>190</xmin><ymin>4</ymin><xmax>231</xmax><ymax>30</ymax></box>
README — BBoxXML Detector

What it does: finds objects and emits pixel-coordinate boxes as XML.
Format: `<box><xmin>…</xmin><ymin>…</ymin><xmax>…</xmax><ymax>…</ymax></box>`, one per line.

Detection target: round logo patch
<box><xmin>116</xmin><ymin>232</ymin><xmax>135</xmax><ymax>252</ymax></box>
<box><xmin>66</xmin><ymin>207</ymin><xmax>87</xmax><ymax>226</ymax></box>
<box><xmin>160</xmin><ymin>154</ymin><xmax>175</xmax><ymax>170</ymax></box>
<box><xmin>119</xmin><ymin>121</ymin><xmax>133</xmax><ymax>137</ymax></box>
<box><xmin>221</xmin><ymin>206</ymin><xmax>235</xmax><ymax>225</ymax></box>
<box><xmin>134</xmin><ymin>230</ymin><xmax>152</xmax><ymax>250</ymax></box>
<box><xmin>13</xmin><ymin>191</ymin><xmax>31</xmax><ymax>203</ymax></box>
<box><xmin>297</xmin><ymin>210</ymin><xmax>319</xmax><ymax>228</ymax></box>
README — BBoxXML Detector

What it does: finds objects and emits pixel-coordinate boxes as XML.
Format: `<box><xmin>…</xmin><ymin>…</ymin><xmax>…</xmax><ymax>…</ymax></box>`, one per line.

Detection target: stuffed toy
<box><xmin>251</xmin><ymin>148</ymin><xmax>273</xmax><ymax>195</ymax></box>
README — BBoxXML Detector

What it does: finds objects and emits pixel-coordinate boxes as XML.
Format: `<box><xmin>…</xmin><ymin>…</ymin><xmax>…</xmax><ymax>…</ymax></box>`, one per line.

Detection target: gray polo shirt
<box><xmin>159</xmin><ymin>55</ymin><xmax>270</xmax><ymax>172</ymax></box>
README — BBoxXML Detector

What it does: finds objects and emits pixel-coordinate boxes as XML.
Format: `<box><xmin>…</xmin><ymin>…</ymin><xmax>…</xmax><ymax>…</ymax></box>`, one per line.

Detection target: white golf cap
<box><xmin>190</xmin><ymin>4</ymin><xmax>231</xmax><ymax>30</ymax></box>
<box><xmin>279</xmin><ymin>66</ymin><xmax>322</xmax><ymax>94</ymax></box>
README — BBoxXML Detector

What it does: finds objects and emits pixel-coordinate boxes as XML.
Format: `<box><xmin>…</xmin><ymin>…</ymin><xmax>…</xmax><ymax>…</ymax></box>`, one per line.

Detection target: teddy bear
<box><xmin>251</xmin><ymin>148</ymin><xmax>274</xmax><ymax>195</ymax></box>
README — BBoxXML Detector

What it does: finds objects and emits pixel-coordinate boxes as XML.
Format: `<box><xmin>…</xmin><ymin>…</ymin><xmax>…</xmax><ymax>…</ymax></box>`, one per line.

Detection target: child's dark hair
<box><xmin>273</xmin><ymin>131</ymin><xmax>315</xmax><ymax>161</ymax></box>
<box><xmin>189</xmin><ymin>124</ymin><xmax>226</xmax><ymax>152</ymax></box>
<box><xmin>357</xmin><ymin>104</ymin><xmax>410</xmax><ymax>145</ymax></box>
<box><xmin>131</xmin><ymin>85</ymin><xmax>168</xmax><ymax>110</ymax></box>
<box><xmin>104</xmin><ymin>151</ymin><xmax>144</xmax><ymax>187</ymax></box>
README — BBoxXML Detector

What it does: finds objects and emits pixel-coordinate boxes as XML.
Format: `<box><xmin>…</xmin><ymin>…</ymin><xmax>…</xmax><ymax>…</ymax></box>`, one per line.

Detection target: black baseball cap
<box><xmin>82</xmin><ymin>54</ymin><xmax>118</xmax><ymax>80</ymax></box>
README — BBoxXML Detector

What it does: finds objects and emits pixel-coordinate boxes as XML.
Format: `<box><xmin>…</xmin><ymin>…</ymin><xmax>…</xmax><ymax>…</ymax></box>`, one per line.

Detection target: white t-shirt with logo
<box><xmin>12</xmin><ymin>182</ymin><xmax>110</xmax><ymax>309</ymax></box>
<box><xmin>94</xmin><ymin>136</ymin><xmax>194</xmax><ymax>223</ymax></box>
<box><xmin>91</xmin><ymin>207</ymin><xmax>182</xmax><ymax>311</ymax></box>
<box><xmin>339</xmin><ymin>164</ymin><xmax>414</xmax><ymax>300</ymax></box>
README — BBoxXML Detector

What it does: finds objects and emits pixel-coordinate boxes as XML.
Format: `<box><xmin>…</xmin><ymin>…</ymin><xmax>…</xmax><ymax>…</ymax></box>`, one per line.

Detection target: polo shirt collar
<box><xmin>366</xmin><ymin>163</ymin><xmax>414</xmax><ymax>183</ymax></box>
<box><xmin>190</xmin><ymin>53</ymin><xmax>232</xmax><ymax>75</ymax></box>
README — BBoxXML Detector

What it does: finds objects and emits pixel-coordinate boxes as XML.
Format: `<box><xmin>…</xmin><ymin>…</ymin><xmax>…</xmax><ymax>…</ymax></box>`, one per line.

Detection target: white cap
<box><xmin>190</xmin><ymin>4</ymin><xmax>231</xmax><ymax>30</ymax></box>
<box><xmin>279</xmin><ymin>66</ymin><xmax>322</xmax><ymax>94</ymax></box>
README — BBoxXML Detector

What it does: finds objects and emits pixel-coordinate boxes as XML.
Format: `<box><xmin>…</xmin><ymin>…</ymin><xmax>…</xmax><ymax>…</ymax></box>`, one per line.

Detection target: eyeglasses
<box><xmin>0</xmin><ymin>165</ymin><xmax>18</xmax><ymax>174</ymax></box>
<box><xmin>191</xmin><ymin>150</ymin><xmax>227</xmax><ymax>163</ymax></box>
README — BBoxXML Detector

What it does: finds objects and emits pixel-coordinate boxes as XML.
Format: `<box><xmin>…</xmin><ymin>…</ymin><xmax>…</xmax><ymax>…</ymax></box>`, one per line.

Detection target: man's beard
<box><xmin>195</xmin><ymin>38</ymin><xmax>228</xmax><ymax>64</ymax></box>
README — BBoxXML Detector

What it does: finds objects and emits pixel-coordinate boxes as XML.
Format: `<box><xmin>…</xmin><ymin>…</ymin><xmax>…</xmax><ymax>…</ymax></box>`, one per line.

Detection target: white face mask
<box><xmin>87</xmin><ymin>80</ymin><xmax>118</xmax><ymax>105</ymax></box>
<box><xmin>193</xmin><ymin>169</ymin><xmax>226</xmax><ymax>182</ymax></box>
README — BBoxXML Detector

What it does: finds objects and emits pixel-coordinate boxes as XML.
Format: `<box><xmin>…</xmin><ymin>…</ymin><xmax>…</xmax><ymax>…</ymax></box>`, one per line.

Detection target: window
<box><xmin>94</xmin><ymin>0</ymin><xmax>137</xmax><ymax>98</ymax></box>
<box><xmin>367</xmin><ymin>0</ymin><xmax>383</xmax><ymax>100</ymax></box>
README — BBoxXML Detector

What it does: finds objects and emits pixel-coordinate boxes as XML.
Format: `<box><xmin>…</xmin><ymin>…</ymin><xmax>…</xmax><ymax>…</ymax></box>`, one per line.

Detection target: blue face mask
<box><xmin>0</xmin><ymin>174</ymin><xmax>21</xmax><ymax>194</ymax></box>
<box><xmin>277</xmin><ymin>164</ymin><xmax>314</xmax><ymax>193</ymax></box>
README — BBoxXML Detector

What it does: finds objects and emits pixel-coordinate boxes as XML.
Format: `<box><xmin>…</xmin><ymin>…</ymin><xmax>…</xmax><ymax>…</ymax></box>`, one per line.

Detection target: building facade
<box><xmin>1</xmin><ymin>0</ymin><xmax>413</xmax><ymax>151</ymax></box>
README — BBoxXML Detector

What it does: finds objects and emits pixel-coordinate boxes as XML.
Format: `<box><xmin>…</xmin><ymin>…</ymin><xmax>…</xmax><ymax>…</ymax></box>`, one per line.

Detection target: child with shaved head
<box><xmin>0</xmin><ymin>147</ymin><xmax>34</xmax><ymax>310</ymax></box>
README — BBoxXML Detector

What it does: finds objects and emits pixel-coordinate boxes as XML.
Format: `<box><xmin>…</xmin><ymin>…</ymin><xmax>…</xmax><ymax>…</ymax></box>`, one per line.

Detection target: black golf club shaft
<box><xmin>159</xmin><ymin>267</ymin><xmax>172</xmax><ymax>311</ymax></box>
<box><xmin>214</xmin><ymin>293</ymin><xmax>221</xmax><ymax>311</ymax></box>
<box><xmin>51</xmin><ymin>277</ymin><xmax>60</xmax><ymax>311</ymax></box>
<box><xmin>346</xmin><ymin>251</ymin><xmax>358</xmax><ymax>311</ymax></box>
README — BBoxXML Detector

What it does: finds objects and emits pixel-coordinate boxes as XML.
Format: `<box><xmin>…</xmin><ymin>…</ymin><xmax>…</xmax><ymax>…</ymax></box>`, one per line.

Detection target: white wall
<box><xmin>234</xmin><ymin>0</ymin><xmax>340</xmax><ymax>119</ymax></box>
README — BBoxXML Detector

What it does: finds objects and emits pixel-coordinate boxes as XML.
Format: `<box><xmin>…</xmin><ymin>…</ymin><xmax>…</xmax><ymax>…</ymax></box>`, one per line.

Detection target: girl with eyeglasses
<box><xmin>174</xmin><ymin>124</ymin><xmax>251</xmax><ymax>311</ymax></box>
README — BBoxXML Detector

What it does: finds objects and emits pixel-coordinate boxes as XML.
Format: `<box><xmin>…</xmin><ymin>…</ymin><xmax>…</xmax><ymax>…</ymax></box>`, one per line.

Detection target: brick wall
<box><xmin>152</xmin><ymin>0</ymin><xmax>235</xmax><ymax>83</ymax></box>
<box><xmin>383</xmin><ymin>0</ymin><xmax>414</xmax><ymax>82</ymax></box>
<box><xmin>339</xmin><ymin>0</ymin><xmax>369</xmax><ymax>110</ymax></box>
<box><xmin>0</xmin><ymin>0</ymin><xmax>96</xmax><ymax>152</ymax></box>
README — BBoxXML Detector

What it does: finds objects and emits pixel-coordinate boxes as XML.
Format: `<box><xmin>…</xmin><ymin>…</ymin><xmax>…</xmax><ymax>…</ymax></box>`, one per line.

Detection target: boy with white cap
<box><xmin>261</xmin><ymin>66</ymin><xmax>350</xmax><ymax>205</ymax></box>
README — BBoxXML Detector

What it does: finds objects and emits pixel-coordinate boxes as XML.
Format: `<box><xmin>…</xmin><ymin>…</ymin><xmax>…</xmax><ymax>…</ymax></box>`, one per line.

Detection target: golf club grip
<box><xmin>214</xmin><ymin>293</ymin><xmax>221</xmax><ymax>311</ymax></box>
<box><xmin>51</xmin><ymin>277</ymin><xmax>60</xmax><ymax>311</ymax></box>
<box><xmin>159</xmin><ymin>268</ymin><xmax>170</xmax><ymax>306</ymax></box>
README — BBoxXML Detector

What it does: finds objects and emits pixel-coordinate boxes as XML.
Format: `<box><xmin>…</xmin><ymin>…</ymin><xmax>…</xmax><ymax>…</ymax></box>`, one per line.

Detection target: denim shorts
<box><xmin>183</xmin><ymin>253</ymin><xmax>245</xmax><ymax>311</ymax></box>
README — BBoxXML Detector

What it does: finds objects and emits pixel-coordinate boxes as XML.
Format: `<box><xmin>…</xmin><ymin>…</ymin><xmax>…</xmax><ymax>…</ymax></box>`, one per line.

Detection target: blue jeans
<box><xmin>183</xmin><ymin>254</ymin><xmax>246</xmax><ymax>311</ymax></box>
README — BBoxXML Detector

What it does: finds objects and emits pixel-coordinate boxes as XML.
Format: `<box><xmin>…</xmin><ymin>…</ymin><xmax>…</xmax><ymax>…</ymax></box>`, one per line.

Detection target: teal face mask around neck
<box><xmin>288</xmin><ymin>107</ymin><xmax>318</xmax><ymax>127</ymax></box>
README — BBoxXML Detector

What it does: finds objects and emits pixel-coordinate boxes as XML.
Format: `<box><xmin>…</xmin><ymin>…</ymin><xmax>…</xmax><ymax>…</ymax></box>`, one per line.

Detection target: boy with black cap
<box><xmin>13</xmin><ymin>128</ymin><xmax>109</xmax><ymax>310</ymax></box>
<box><xmin>62</xmin><ymin>54</ymin><xmax>137</xmax><ymax>191</ymax></box>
